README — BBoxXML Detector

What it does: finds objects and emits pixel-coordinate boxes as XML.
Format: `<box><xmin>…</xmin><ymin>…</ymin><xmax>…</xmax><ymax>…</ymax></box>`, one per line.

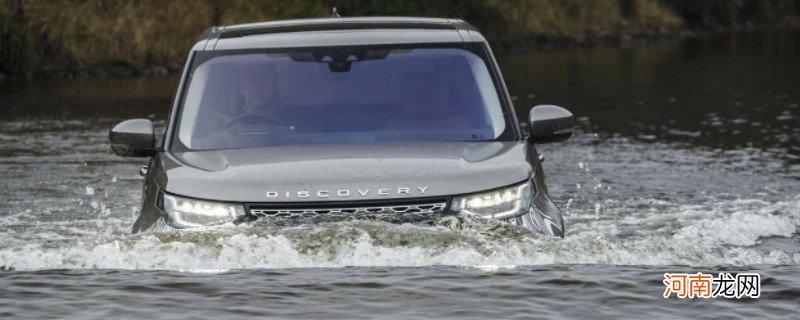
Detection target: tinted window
<box><xmin>176</xmin><ymin>46</ymin><xmax>508</xmax><ymax>151</ymax></box>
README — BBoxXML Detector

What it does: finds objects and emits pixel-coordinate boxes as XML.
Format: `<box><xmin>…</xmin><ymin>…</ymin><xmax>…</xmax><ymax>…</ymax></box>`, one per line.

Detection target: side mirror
<box><xmin>109</xmin><ymin>119</ymin><xmax>157</xmax><ymax>157</ymax></box>
<box><xmin>529</xmin><ymin>105</ymin><xmax>573</xmax><ymax>144</ymax></box>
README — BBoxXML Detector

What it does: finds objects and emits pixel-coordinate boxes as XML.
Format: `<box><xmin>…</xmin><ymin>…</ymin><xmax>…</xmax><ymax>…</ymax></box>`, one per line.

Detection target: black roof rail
<box><xmin>218</xmin><ymin>19</ymin><xmax>457</xmax><ymax>39</ymax></box>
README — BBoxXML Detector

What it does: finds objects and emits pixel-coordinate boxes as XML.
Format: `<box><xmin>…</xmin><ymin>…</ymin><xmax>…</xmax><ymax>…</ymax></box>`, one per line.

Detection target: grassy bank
<box><xmin>0</xmin><ymin>11</ymin><xmax>35</xmax><ymax>78</ymax></box>
<box><xmin>1</xmin><ymin>0</ymin><xmax>799</xmax><ymax>78</ymax></box>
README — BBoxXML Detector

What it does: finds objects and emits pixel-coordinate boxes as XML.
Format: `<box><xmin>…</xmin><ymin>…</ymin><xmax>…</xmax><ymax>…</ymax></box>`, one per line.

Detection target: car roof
<box><xmin>193</xmin><ymin>17</ymin><xmax>486</xmax><ymax>51</ymax></box>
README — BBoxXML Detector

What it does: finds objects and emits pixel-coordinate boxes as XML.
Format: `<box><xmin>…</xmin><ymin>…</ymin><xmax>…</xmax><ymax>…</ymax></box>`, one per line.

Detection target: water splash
<box><xmin>1</xmin><ymin>122</ymin><xmax>798</xmax><ymax>272</ymax></box>
<box><xmin>1</xmin><ymin>196</ymin><xmax>798</xmax><ymax>271</ymax></box>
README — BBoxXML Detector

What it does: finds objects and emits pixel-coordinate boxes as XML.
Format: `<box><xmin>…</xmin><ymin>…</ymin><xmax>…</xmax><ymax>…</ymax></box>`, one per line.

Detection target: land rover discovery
<box><xmin>109</xmin><ymin>17</ymin><xmax>574</xmax><ymax>237</ymax></box>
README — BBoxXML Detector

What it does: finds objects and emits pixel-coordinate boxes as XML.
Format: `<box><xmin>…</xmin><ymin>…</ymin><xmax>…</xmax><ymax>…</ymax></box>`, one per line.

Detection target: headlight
<box><xmin>161</xmin><ymin>193</ymin><xmax>245</xmax><ymax>228</ymax></box>
<box><xmin>452</xmin><ymin>182</ymin><xmax>533</xmax><ymax>219</ymax></box>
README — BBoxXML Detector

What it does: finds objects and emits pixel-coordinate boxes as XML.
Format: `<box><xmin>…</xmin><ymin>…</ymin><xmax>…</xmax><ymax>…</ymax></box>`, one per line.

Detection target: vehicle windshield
<box><xmin>175</xmin><ymin>46</ymin><xmax>509</xmax><ymax>151</ymax></box>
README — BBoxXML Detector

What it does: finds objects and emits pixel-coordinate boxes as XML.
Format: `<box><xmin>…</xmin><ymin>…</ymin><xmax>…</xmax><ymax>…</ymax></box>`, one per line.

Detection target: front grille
<box><xmin>248</xmin><ymin>200</ymin><xmax>448</xmax><ymax>224</ymax></box>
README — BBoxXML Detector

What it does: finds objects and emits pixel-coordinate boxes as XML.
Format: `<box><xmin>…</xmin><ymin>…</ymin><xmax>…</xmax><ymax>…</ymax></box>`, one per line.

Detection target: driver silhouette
<box><xmin>234</xmin><ymin>66</ymin><xmax>283</xmax><ymax>120</ymax></box>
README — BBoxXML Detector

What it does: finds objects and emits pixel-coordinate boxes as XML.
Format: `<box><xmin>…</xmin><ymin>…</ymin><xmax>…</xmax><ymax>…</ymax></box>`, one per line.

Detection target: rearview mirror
<box><xmin>109</xmin><ymin>119</ymin><xmax>157</xmax><ymax>157</ymax></box>
<box><xmin>529</xmin><ymin>105</ymin><xmax>573</xmax><ymax>144</ymax></box>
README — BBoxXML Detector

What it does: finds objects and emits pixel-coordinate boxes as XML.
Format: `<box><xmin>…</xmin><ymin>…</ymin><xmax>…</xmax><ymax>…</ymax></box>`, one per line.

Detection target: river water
<box><xmin>0</xmin><ymin>30</ymin><xmax>798</xmax><ymax>319</ymax></box>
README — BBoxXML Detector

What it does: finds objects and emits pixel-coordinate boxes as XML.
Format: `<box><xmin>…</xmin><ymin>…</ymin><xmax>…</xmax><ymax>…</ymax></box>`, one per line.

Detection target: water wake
<box><xmin>1</xmin><ymin>196</ymin><xmax>798</xmax><ymax>271</ymax></box>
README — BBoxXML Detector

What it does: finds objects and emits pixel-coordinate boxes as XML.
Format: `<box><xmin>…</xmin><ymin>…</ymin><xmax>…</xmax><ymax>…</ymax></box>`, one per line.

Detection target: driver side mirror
<box><xmin>528</xmin><ymin>105</ymin><xmax>574</xmax><ymax>144</ymax></box>
<box><xmin>109</xmin><ymin>119</ymin><xmax>157</xmax><ymax>157</ymax></box>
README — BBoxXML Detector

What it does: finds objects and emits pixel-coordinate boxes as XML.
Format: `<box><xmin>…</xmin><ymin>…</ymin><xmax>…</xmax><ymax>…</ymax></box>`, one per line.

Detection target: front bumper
<box><xmin>150</xmin><ymin>190</ymin><xmax>564</xmax><ymax>237</ymax></box>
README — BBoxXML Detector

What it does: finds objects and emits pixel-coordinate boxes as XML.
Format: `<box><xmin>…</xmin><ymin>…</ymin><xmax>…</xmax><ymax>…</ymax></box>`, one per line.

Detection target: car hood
<box><xmin>160</xmin><ymin>141</ymin><xmax>532</xmax><ymax>202</ymax></box>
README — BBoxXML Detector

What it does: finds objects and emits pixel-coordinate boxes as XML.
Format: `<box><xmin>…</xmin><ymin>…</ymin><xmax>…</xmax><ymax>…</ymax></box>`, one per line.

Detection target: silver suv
<box><xmin>109</xmin><ymin>17</ymin><xmax>574</xmax><ymax>237</ymax></box>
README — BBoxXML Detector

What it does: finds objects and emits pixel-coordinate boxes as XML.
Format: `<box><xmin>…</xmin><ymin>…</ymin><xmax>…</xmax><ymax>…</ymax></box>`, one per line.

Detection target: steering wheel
<box><xmin>219</xmin><ymin>113</ymin><xmax>288</xmax><ymax>132</ymax></box>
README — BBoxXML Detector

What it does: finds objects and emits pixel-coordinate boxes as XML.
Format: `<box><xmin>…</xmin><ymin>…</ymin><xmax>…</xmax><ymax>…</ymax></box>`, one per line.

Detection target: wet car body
<box><xmin>109</xmin><ymin>17</ymin><xmax>574</xmax><ymax>237</ymax></box>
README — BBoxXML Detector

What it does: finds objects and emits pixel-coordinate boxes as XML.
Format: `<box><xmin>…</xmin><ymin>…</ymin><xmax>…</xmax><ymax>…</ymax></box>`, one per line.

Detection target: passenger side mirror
<box><xmin>528</xmin><ymin>105</ymin><xmax>573</xmax><ymax>144</ymax></box>
<box><xmin>109</xmin><ymin>119</ymin><xmax>157</xmax><ymax>157</ymax></box>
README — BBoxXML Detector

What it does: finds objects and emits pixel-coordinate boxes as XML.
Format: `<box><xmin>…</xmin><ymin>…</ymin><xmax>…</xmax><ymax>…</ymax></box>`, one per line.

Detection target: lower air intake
<box><xmin>248</xmin><ymin>201</ymin><xmax>448</xmax><ymax>223</ymax></box>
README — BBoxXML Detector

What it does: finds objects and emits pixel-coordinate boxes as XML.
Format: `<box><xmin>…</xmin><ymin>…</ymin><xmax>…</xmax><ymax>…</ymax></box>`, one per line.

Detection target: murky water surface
<box><xmin>1</xmin><ymin>30</ymin><xmax>798</xmax><ymax>319</ymax></box>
